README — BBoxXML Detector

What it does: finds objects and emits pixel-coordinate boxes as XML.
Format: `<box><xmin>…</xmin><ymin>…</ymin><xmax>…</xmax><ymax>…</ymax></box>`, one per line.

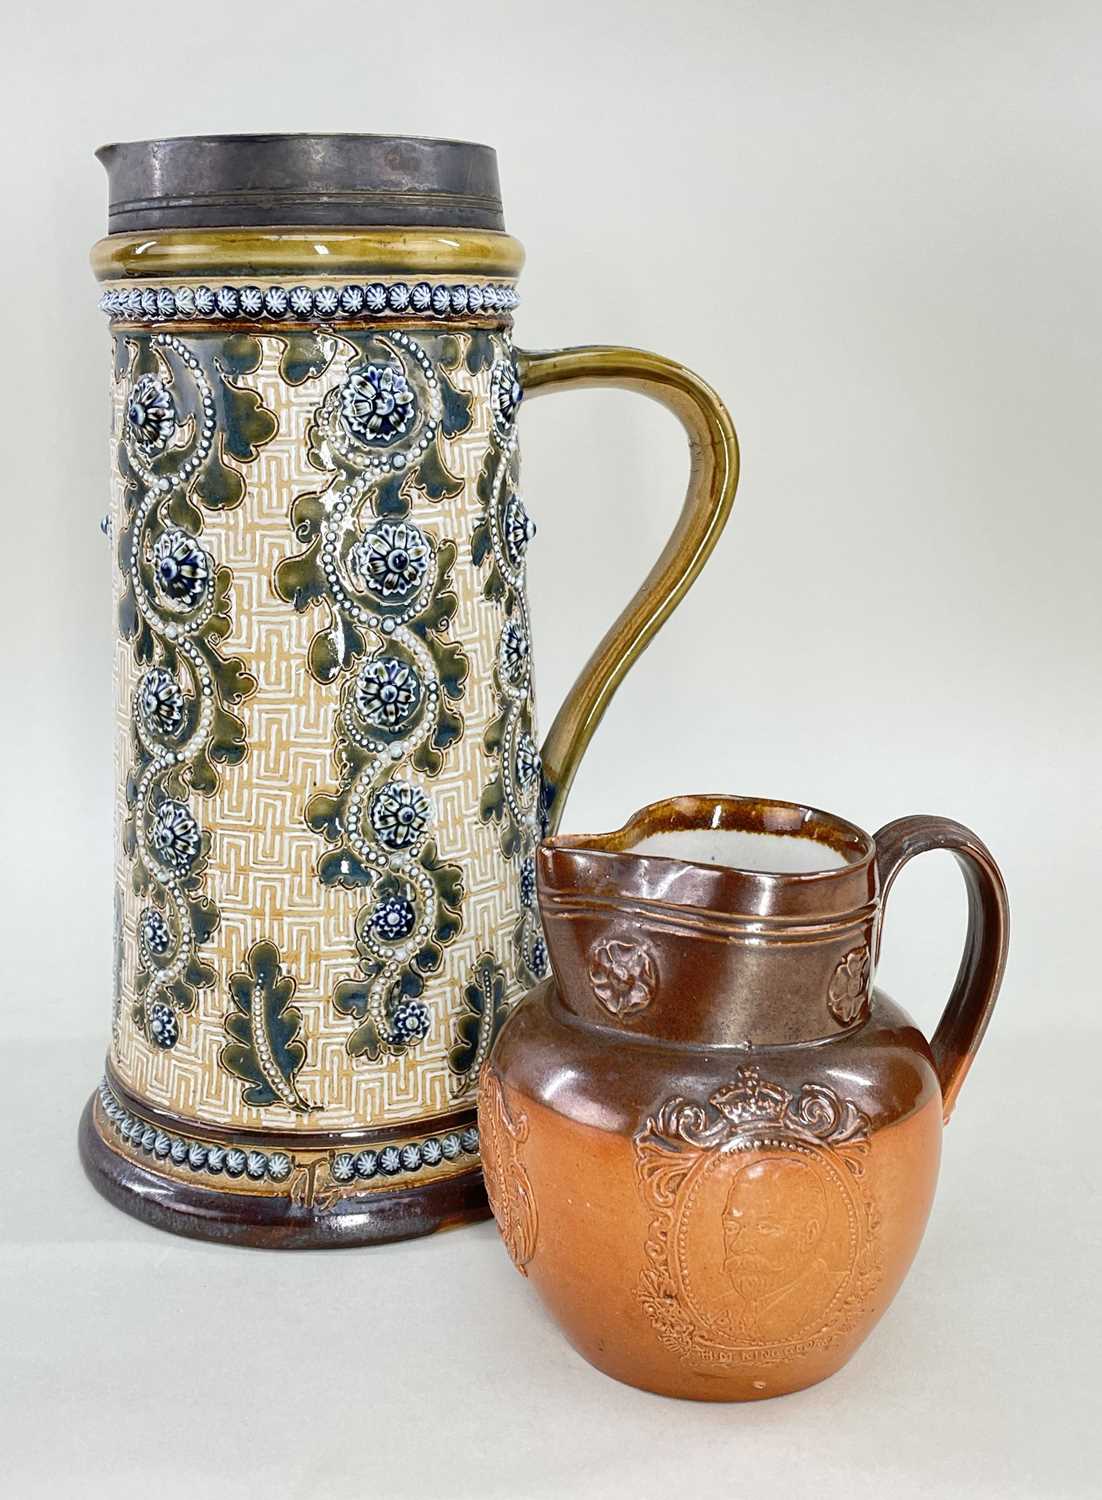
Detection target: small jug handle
<box><xmin>874</xmin><ymin>816</ymin><xmax>1010</xmax><ymax>1122</ymax></box>
<box><xmin>516</xmin><ymin>346</ymin><xmax>739</xmax><ymax>831</ymax></box>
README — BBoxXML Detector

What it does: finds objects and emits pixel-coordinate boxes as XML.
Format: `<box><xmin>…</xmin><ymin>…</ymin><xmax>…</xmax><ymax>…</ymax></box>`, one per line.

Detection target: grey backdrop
<box><xmin>1</xmin><ymin>3</ymin><xmax>1097</xmax><ymax>1497</ymax></box>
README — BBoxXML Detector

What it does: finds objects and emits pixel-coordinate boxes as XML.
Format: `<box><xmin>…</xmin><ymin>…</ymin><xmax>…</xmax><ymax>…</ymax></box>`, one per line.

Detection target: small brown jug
<box><xmin>480</xmin><ymin>794</ymin><xmax>1009</xmax><ymax>1401</ymax></box>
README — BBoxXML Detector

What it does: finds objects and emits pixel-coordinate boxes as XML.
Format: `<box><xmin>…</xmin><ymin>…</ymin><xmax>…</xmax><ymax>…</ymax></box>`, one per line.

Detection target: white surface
<box><xmin>1</xmin><ymin>0</ymin><xmax>1099</xmax><ymax>1494</ymax></box>
<box><xmin>3</xmin><ymin>1034</ymin><xmax>1097</xmax><ymax>1499</ymax></box>
<box><xmin>632</xmin><ymin>827</ymin><xmax>850</xmax><ymax>872</ymax></box>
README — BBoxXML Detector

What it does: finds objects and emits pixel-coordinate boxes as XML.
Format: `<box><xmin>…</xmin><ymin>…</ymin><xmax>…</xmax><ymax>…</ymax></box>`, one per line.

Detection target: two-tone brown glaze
<box><xmin>481</xmin><ymin>794</ymin><xmax>1008</xmax><ymax>1400</ymax></box>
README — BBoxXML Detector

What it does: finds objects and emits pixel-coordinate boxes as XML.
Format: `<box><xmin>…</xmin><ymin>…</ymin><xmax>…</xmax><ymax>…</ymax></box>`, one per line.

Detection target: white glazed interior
<box><xmin>630</xmin><ymin>827</ymin><xmax>851</xmax><ymax>874</ymax></box>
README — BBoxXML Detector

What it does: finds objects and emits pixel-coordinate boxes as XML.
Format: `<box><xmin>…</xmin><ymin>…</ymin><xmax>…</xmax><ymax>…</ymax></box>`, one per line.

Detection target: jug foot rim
<box><xmin>77</xmin><ymin>1092</ymin><xmax>491</xmax><ymax>1249</ymax></box>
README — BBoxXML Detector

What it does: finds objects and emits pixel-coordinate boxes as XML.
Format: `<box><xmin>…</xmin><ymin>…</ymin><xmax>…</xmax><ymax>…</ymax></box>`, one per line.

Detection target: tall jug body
<box><xmin>79</xmin><ymin>134</ymin><xmax>741</xmax><ymax>1247</ymax></box>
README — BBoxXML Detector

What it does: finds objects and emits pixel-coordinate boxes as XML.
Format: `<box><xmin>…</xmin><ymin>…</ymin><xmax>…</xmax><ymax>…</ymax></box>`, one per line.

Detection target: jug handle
<box><xmin>873</xmin><ymin>816</ymin><xmax>1009</xmax><ymax>1123</ymax></box>
<box><xmin>516</xmin><ymin>346</ymin><xmax>740</xmax><ymax>831</ymax></box>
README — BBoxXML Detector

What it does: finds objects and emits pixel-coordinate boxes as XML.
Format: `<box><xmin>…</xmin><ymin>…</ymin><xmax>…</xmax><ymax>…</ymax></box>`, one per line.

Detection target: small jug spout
<box><xmin>537</xmin><ymin>795</ymin><xmax>880</xmax><ymax>1047</ymax></box>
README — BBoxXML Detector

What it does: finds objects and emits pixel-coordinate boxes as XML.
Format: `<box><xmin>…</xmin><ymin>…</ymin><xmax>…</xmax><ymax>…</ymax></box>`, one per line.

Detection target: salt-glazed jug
<box><xmin>79</xmin><ymin>135</ymin><xmax>739</xmax><ymax>1247</ymax></box>
<box><xmin>480</xmin><ymin>794</ymin><xmax>1009</xmax><ymax>1399</ymax></box>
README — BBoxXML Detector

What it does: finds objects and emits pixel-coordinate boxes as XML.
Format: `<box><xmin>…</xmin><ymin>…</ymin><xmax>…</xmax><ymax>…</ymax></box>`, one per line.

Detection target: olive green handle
<box><xmin>516</xmin><ymin>346</ymin><xmax>739</xmax><ymax>832</ymax></box>
<box><xmin>874</xmin><ymin>815</ymin><xmax>1010</xmax><ymax>1123</ymax></box>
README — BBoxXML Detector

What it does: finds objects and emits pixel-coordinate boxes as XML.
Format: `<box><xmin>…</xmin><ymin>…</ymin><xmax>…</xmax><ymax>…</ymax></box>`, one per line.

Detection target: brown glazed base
<box><xmin>482</xmin><ymin>980</ymin><xmax>945</xmax><ymax>1401</ymax></box>
<box><xmin>79</xmin><ymin>1095</ymin><xmax>491</xmax><ymax>1249</ymax></box>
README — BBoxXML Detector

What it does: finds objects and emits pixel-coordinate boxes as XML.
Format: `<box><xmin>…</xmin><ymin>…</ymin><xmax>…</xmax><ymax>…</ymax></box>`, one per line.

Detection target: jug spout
<box><xmin>537</xmin><ymin>796</ymin><xmax>880</xmax><ymax>1048</ymax></box>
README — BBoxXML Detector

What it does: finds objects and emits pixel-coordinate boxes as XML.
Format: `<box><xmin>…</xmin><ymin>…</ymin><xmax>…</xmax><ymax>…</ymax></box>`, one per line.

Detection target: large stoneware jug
<box><xmin>79</xmin><ymin>134</ymin><xmax>739</xmax><ymax>1247</ymax></box>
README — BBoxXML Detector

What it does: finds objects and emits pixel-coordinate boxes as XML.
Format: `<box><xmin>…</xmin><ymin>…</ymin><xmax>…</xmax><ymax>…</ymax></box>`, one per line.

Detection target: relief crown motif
<box><xmin>711</xmin><ymin>1067</ymin><xmax>789</xmax><ymax>1126</ymax></box>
